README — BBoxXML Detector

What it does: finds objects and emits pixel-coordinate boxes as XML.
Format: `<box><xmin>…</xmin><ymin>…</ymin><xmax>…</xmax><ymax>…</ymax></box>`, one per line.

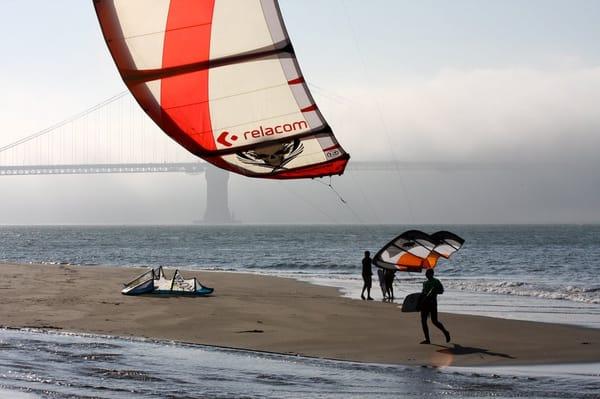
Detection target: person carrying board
<box><xmin>420</xmin><ymin>269</ymin><xmax>451</xmax><ymax>344</ymax></box>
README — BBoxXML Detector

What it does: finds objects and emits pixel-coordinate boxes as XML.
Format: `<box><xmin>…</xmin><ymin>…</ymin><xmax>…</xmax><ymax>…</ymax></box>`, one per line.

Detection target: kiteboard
<box><xmin>401</xmin><ymin>293</ymin><xmax>422</xmax><ymax>312</ymax></box>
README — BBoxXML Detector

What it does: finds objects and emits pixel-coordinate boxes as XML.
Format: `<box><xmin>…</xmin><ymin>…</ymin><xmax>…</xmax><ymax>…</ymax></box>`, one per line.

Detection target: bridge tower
<box><xmin>203</xmin><ymin>165</ymin><xmax>235</xmax><ymax>224</ymax></box>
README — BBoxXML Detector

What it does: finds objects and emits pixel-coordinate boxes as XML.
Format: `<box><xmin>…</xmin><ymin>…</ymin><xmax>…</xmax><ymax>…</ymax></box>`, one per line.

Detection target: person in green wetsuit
<box><xmin>420</xmin><ymin>269</ymin><xmax>451</xmax><ymax>344</ymax></box>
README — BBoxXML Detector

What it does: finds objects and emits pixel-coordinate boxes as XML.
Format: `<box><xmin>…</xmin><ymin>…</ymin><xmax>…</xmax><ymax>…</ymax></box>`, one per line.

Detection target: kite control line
<box><xmin>313</xmin><ymin>177</ymin><xmax>366</xmax><ymax>224</ymax></box>
<box><xmin>316</xmin><ymin>176</ymin><xmax>347</xmax><ymax>204</ymax></box>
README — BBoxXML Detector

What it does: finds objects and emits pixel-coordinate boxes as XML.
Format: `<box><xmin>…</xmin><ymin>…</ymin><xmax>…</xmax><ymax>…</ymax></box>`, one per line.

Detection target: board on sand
<box><xmin>401</xmin><ymin>293</ymin><xmax>422</xmax><ymax>312</ymax></box>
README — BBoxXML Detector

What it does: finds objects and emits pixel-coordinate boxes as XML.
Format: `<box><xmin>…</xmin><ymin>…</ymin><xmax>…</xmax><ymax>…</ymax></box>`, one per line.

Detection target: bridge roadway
<box><xmin>0</xmin><ymin>161</ymin><xmax>399</xmax><ymax>176</ymax></box>
<box><xmin>0</xmin><ymin>162</ymin><xmax>206</xmax><ymax>176</ymax></box>
<box><xmin>0</xmin><ymin>161</ymin><xmax>400</xmax><ymax>223</ymax></box>
<box><xmin>0</xmin><ymin>161</ymin><xmax>490</xmax><ymax>176</ymax></box>
<box><xmin>0</xmin><ymin>161</ymin><xmax>491</xmax><ymax>223</ymax></box>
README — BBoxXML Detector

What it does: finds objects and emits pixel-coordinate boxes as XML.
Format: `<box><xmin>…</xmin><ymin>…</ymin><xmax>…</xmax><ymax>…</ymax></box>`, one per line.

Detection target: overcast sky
<box><xmin>0</xmin><ymin>0</ymin><xmax>599</xmax><ymax>224</ymax></box>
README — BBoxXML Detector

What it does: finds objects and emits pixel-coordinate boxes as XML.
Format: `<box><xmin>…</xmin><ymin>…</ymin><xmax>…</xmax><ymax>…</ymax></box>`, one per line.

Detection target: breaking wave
<box><xmin>446</xmin><ymin>280</ymin><xmax>600</xmax><ymax>304</ymax></box>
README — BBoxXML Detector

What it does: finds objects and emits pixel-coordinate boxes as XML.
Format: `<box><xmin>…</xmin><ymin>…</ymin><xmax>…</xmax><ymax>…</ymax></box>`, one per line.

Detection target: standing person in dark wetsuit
<box><xmin>385</xmin><ymin>268</ymin><xmax>396</xmax><ymax>300</ymax></box>
<box><xmin>377</xmin><ymin>268</ymin><xmax>387</xmax><ymax>300</ymax></box>
<box><xmin>361</xmin><ymin>251</ymin><xmax>374</xmax><ymax>300</ymax></box>
<box><xmin>420</xmin><ymin>269</ymin><xmax>451</xmax><ymax>344</ymax></box>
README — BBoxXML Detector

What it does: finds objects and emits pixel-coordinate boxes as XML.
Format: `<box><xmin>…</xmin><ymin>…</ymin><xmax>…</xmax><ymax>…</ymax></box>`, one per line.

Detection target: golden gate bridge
<box><xmin>0</xmin><ymin>92</ymin><xmax>472</xmax><ymax>223</ymax></box>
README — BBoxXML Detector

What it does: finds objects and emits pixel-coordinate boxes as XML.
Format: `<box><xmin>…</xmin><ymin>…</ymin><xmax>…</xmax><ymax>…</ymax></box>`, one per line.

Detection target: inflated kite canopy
<box><xmin>94</xmin><ymin>0</ymin><xmax>350</xmax><ymax>179</ymax></box>
<box><xmin>373</xmin><ymin>230</ymin><xmax>439</xmax><ymax>272</ymax></box>
<box><xmin>373</xmin><ymin>230</ymin><xmax>465</xmax><ymax>272</ymax></box>
<box><xmin>424</xmin><ymin>231</ymin><xmax>466</xmax><ymax>269</ymax></box>
<box><xmin>430</xmin><ymin>231</ymin><xmax>465</xmax><ymax>258</ymax></box>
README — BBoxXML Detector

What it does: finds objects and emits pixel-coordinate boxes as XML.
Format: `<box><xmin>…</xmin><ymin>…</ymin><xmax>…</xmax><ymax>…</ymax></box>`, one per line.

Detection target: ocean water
<box><xmin>0</xmin><ymin>225</ymin><xmax>599</xmax><ymax>398</ymax></box>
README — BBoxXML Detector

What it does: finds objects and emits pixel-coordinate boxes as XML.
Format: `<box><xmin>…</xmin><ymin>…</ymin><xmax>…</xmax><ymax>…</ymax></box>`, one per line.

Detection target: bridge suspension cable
<box><xmin>0</xmin><ymin>91</ymin><xmax>128</xmax><ymax>154</ymax></box>
<box><xmin>0</xmin><ymin>90</ymin><xmax>201</xmax><ymax>171</ymax></box>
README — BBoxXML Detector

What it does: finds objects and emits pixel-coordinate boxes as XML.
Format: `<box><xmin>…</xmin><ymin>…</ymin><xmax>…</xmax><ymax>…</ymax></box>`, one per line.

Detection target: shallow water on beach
<box><xmin>0</xmin><ymin>328</ymin><xmax>598</xmax><ymax>399</ymax></box>
<box><xmin>1</xmin><ymin>224</ymin><xmax>599</xmax><ymax>327</ymax></box>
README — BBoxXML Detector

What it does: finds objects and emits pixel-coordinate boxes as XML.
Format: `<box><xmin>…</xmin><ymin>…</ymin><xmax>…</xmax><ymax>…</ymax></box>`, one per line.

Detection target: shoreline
<box><xmin>1</xmin><ymin>263</ymin><xmax>599</xmax><ymax>367</ymax></box>
<box><xmin>4</xmin><ymin>325</ymin><xmax>600</xmax><ymax>370</ymax></box>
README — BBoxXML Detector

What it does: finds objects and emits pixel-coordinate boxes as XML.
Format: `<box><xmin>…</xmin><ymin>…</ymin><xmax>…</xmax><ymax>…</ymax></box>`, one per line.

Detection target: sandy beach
<box><xmin>0</xmin><ymin>262</ymin><xmax>598</xmax><ymax>367</ymax></box>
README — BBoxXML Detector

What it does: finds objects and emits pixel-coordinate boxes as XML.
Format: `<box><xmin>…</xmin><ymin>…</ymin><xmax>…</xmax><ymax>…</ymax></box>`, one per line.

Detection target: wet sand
<box><xmin>1</xmin><ymin>263</ymin><xmax>598</xmax><ymax>367</ymax></box>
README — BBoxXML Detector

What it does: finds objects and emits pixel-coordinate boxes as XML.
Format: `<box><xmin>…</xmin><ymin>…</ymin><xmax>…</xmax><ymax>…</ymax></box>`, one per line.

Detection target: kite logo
<box><xmin>217</xmin><ymin>131</ymin><xmax>239</xmax><ymax>147</ymax></box>
<box><xmin>237</xmin><ymin>139</ymin><xmax>304</xmax><ymax>172</ymax></box>
<box><xmin>218</xmin><ymin>121</ymin><xmax>309</xmax><ymax>148</ymax></box>
<box><xmin>325</xmin><ymin>148</ymin><xmax>342</xmax><ymax>159</ymax></box>
<box><xmin>243</xmin><ymin>121</ymin><xmax>308</xmax><ymax>141</ymax></box>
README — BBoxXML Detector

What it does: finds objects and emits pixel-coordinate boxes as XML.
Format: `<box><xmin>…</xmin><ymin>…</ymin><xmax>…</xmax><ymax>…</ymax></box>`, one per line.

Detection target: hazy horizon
<box><xmin>1</xmin><ymin>1</ymin><xmax>599</xmax><ymax>225</ymax></box>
